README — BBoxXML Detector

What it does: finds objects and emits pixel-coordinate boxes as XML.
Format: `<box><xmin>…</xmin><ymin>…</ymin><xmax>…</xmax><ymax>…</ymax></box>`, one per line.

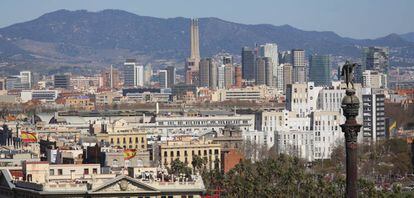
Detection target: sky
<box><xmin>0</xmin><ymin>0</ymin><xmax>413</xmax><ymax>39</ymax></box>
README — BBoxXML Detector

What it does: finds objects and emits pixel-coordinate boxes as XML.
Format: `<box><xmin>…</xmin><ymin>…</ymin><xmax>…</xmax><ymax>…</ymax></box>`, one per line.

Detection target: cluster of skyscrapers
<box><xmin>242</xmin><ymin>46</ymin><xmax>333</xmax><ymax>92</ymax></box>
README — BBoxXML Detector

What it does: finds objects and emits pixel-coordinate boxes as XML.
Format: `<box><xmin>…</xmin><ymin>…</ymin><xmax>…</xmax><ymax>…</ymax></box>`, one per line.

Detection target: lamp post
<box><xmin>340</xmin><ymin>61</ymin><xmax>362</xmax><ymax>198</ymax></box>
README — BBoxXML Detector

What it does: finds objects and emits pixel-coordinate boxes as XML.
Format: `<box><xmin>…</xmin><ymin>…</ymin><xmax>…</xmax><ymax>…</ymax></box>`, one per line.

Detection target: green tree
<box><xmin>191</xmin><ymin>155</ymin><xmax>205</xmax><ymax>174</ymax></box>
<box><xmin>170</xmin><ymin>158</ymin><xmax>191</xmax><ymax>177</ymax></box>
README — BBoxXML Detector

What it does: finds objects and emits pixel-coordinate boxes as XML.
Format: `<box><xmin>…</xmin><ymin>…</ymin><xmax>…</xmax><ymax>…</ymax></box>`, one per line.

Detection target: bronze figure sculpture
<box><xmin>341</xmin><ymin>61</ymin><xmax>358</xmax><ymax>89</ymax></box>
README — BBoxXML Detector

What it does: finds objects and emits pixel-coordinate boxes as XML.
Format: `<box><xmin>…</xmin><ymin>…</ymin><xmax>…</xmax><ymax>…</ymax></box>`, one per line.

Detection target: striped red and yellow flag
<box><xmin>123</xmin><ymin>149</ymin><xmax>137</xmax><ymax>160</ymax></box>
<box><xmin>21</xmin><ymin>131</ymin><xmax>37</xmax><ymax>143</ymax></box>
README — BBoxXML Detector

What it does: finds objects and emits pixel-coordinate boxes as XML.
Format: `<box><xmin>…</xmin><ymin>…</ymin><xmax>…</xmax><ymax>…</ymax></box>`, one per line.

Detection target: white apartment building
<box><xmin>273</xmin><ymin>81</ymin><xmax>365</xmax><ymax>161</ymax></box>
<box><xmin>155</xmin><ymin>114</ymin><xmax>255</xmax><ymax>136</ymax></box>
<box><xmin>20</xmin><ymin>71</ymin><xmax>33</xmax><ymax>89</ymax></box>
<box><xmin>70</xmin><ymin>76</ymin><xmax>100</xmax><ymax>90</ymax></box>
<box><xmin>242</xmin><ymin>130</ymin><xmax>275</xmax><ymax>150</ymax></box>
<box><xmin>362</xmin><ymin>88</ymin><xmax>386</xmax><ymax>142</ymax></box>
<box><xmin>311</xmin><ymin>110</ymin><xmax>342</xmax><ymax>159</ymax></box>
<box><xmin>126</xmin><ymin>92</ymin><xmax>171</xmax><ymax>103</ymax></box>
<box><xmin>286</xmin><ymin>82</ymin><xmax>323</xmax><ymax>117</ymax></box>
<box><xmin>362</xmin><ymin>70</ymin><xmax>387</xmax><ymax>89</ymax></box>
<box><xmin>260</xmin><ymin>109</ymin><xmax>311</xmax><ymax>135</ymax></box>
<box><xmin>211</xmin><ymin>86</ymin><xmax>265</xmax><ymax>102</ymax></box>
<box><xmin>20</xmin><ymin>90</ymin><xmax>59</xmax><ymax>103</ymax></box>
<box><xmin>276</xmin><ymin>130</ymin><xmax>314</xmax><ymax>161</ymax></box>
<box><xmin>260</xmin><ymin>110</ymin><xmax>285</xmax><ymax>133</ymax></box>
<box><xmin>316</xmin><ymin>81</ymin><xmax>364</xmax><ymax>142</ymax></box>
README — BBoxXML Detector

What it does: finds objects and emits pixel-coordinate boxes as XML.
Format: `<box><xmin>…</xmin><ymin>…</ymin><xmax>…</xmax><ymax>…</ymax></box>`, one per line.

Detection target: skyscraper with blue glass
<box><xmin>309</xmin><ymin>55</ymin><xmax>331</xmax><ymax>86</ymax></box>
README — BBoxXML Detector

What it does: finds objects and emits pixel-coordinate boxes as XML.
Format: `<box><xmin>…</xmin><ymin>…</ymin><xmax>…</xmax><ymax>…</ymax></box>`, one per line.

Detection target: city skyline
<box><xmin>0</xmin><ymin>2</ymin><xmax>413</xmax><ymax>196</ymax></box>
<box><xmin>0</xmin><ymin>0</ymin><xmax>413</xmax><ymax>39</ymax></box>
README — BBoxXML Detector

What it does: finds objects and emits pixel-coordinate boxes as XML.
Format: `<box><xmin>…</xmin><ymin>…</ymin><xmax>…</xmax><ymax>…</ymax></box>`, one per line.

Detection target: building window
<box><xmin>49</xmin><ymin>169</ymin><xmax>54</xmax><ymax>175</ymax></box>
<box><xmin>84</xmin><ymin>168</ymin><xmax>89</xmax><ymax>175</ymax></box>
<box><xmin>27</xmin><ymin>174</ymin><xmax>32</xmax><ymax>182</ymax></box>
<box><xmin>58</xmin><ymin>169</ymin><xmax>63</xmax><ymax>175</ymax></box>
<box><xmin>113</xmin><ymin>159</ymin><xmax>118</xmax><ymax>167</ymax></box>
<box><xmin>136</xmin><ymin>137</ymin><xmax>139</xmax><ymax>143</ymax></box>
<box><xmin>93</xmin><ymin>168</ymin><xmax>98</xmax><ymax>174</ymax></box>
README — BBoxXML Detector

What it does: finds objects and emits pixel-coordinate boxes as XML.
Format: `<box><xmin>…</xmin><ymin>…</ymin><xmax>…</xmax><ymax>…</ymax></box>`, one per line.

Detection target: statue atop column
<box><xmin>340</xmin><ymin>60</ymin><xmax>362</xmax><ymax>198</ymax></box>
<box><xmin>341</xmin><ymin>61</ymin><xmax>358</xmax><ymax>89</ymax></box>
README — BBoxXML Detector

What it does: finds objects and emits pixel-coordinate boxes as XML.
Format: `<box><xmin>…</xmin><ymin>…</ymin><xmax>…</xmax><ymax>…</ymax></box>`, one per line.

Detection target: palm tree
<box><xmin>191</xmin><ymin>155</ymin><xmax>205</xmax><ymax>174</ymax></box>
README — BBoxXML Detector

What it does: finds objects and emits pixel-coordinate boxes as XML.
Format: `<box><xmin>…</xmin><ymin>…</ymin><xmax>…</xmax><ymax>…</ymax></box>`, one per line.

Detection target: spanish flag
<box><xmin>389</xmin><ymin>121</ymin><xmax>397</xmax><ymax>132</ymax></box>
<box><xmin>123</xmin><ymin>149</ymin><xmax>136</xmax><ymax>160</ymax></box>
<box><xmin>388</xmin><ymin>121</ymin><xmax>397</xmax><ymax>137</ymax></box>
<box><xmin>21</xmin><ymin>131</ymin><xmax>38</xmax><ymax>143</ymax></box>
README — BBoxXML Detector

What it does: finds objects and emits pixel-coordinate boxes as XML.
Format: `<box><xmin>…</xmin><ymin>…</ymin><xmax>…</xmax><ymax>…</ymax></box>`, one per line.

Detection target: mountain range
<box><xmin>0</xmin><ymin>9</ymin><xmax>413</xmax><ymax>74</ymax></box>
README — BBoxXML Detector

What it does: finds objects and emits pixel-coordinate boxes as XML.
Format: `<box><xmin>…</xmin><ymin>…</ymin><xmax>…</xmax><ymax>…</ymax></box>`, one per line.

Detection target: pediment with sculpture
<box><xmin>92</xmin><ymin>176</ymin><xmax>159</xmax><ymax>193</ymax></box>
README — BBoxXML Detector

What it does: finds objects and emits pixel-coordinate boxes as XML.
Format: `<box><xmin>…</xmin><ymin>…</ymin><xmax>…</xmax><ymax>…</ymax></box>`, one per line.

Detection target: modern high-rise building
<box><xmin>123</xmin><ymin>59</ymin><xmax>144</xmax><ymax>87</ymax></box>
<box><xmin>356</xmin><ymin>47</ymin><xmax>389</xmax><ymax>84</ymax></box>
<box><xmin>256</xmin><ymin>57</ymin><xmax>273</xmax><ymax>86</ymax></box>
<box><xmin>355</xmin><ymin>48</ymin><xmax>369</xmax><ymax>83</ymax></box>
<box><xmin>292</xmin><ymin>49</ymin><xmax>306</xmax><ymax>83</ymax></box>
<box><xmin>101</xmin><ymin>65</ymin><xmax>120</xmax><ymax>89</ymax></box>
<box><xmin>158</xmin><ymin>70</ymin><xmax>168</xmax><ymax>89</ymax></box>
<box><xmin>259</xmin><ymin>44</ymin><xmax>278</xmax><ymax>63</ymax></box>
<box><xmin>282</xmin><ymin>63</ymin><xmax>293</xmax><ymax>94</ymax></box>
<box><xmin>20</xmin><ymin>71</ymin><xmax>32</xmax><ymax>89</ymax></box>
<box><xmin>166</xmin><ymin>66</ymin><xmax>176</xmax><ymax>88</ymax></box>
<box><xmin>362</xmin><ymin>88</ymin><xmax>386</xmax><ymax>142</ymax></box>
<box><xmin>144</xmin><ymin>64</ymin><xmax>152</xmax><ymax>86</ymax></box>
<box><xmin>234</xmin><ymin>66</ymin><xmax>242</xmax><ymax>88</ymax></box>
<box><xmin>241</xmin><ymin>47</ymin><xmax>255</xmax><ymax>81</ymax></box>
<box><xmin>365</xmin><ymin>47</ymin><xmax>389</xmax><ymax>73</ymax></box>
<box><xmin>209</xmin><ymin>61</ymin><xmax>217</xmax><ymax>89</ymax></box>
<box><xmin>185</xmin><ymin>19</ymin><xmax>201</xmax><ymax>85</ymax></box>
<box><xmin>54</xmin><ymin>74</ymin><xmax>71</xmax><ymax>89</ymax></box>
<box><xmin>222</xmin><ymin>55</ymin><xmax>232</xmax><ymax>65</ymax></box>
<box><xmin>309</xmin><ymin>55</ymin><xmax>331</xmax><ymax>86</ymax></box>
<box><xmin>276</xmin><ymin>65</ymin><xmax>284</xmax><ymax>91</ymax></box>
<box><xmin>199</xmin><ymin>59</ymin><xmax>211</xmax><ymax>88</ymax></box>
<box><xmin>199</xmin><ymin>58</ymin><xmax>217</xmax><ymax>89</ymax></box>
<box><xmin>279</xmin><ymin>51</ymin><xmax>292</xmax><ymax>64</ymax></box>
<box><xmin>217</xmin><ymin>65</ymin><xmax>226</xmax><ymax>89</ymax></box>
<box><xmin>259</xmin><ymin>43</ymin><xmax>278</xmax><ymax>87</ymax></box>
<box><xmin>224</xmin><ymin>64</ymin><xmax>234</xmax><ymax>89</ymax></box>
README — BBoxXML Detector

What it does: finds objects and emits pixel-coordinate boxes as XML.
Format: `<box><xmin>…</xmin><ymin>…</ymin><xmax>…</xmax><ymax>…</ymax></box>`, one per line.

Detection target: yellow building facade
<box><xmin>160</xmin><ymin>136</ymin><xmax>221</xmax><ymax>170</ymax></box>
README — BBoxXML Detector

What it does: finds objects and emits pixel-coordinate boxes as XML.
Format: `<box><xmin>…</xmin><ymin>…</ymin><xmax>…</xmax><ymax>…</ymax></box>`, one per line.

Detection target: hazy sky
<box><xmin>0</xmin><ymin>0</ymin><xmax>413</xmax><ymax>39</ymax></box>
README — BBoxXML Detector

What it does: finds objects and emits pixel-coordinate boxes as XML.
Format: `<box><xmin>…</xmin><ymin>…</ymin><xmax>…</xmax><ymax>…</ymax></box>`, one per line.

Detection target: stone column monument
<box><xmin>340</xmin><ymin>61</ymin><xmax>362</xmax><ymax>198</ymax></box>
